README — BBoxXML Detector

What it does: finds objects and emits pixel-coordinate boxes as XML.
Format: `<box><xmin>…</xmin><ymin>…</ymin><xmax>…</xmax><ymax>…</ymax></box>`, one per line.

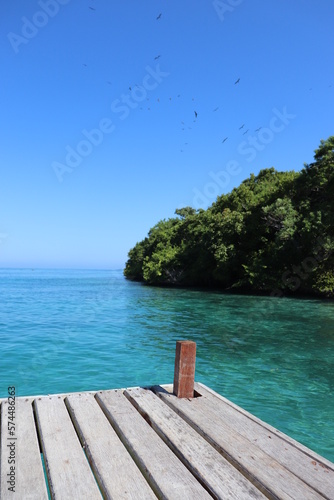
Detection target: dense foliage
<box><xmin>124</xmin><ymin>137</ymin><xmax>334</xmax><ymax>297</ymax></box>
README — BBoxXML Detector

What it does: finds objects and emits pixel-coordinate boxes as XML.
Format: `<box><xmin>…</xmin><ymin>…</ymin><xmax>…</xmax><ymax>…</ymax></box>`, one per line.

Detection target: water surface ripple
<box><xmin>0</xmin><ymin>269</ymin><xmax>333</xmax><ymax>462</ymax></box>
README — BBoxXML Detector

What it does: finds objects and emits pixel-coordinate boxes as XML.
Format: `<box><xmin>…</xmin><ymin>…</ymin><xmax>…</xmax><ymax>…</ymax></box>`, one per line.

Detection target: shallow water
<box><xmin>0</xmin><ymin>268</ymin><xmax>333</xmax><ymax>462</ymax></box>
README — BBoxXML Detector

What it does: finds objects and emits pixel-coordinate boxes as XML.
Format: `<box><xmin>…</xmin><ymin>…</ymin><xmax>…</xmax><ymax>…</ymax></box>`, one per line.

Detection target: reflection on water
<box><xmin>0</xmin><ymin>268</ymin><xmax>333</xmax><ymax>461</ymax></box>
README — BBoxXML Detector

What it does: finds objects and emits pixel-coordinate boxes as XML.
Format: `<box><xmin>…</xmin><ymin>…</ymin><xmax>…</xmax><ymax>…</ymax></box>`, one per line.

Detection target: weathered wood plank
<box><xmin>196</xmin><ymin>382</ymin><xmax>334</xmax><ymax>467</ymax></box>
<box><xmin>34</xmin><ymin>396</ymin><xmax>101</xmax><ymax>499</ymax></box>
<box><xmin>0</xmin><ymin>398</ymin><xmax>48</xmax><ymax>499</ymax></box>
<box><xmin>152</xmin><ymin>385</ymin><xmax>326</xmax><ymax>500</ymax></box>
<box><xmin>192</xmin><ymin>382</ymin><xmax>334</xmax><ymax>499</ymax></box>
<box><xmin>65</xmin><ymin>392</ymin><xmax>155</xmax><ymax>499</ymax></box>
<box><xmin>96</xmin><ymin>389</ymin><xmax>211</xmax><ymax>499</ymax></box>
<box><xmin>124</xmin><ymin>387</ymin><xmax>266</xmax><ymax>499</ymax></box>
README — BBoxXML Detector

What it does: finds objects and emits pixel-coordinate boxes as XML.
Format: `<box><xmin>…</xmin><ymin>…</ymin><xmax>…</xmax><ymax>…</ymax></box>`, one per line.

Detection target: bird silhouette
<box><xmin>194</xmin><ymin>111</ymin><xmax>198</xmax><ymax>118</ymax></box>
<box><xmin>222</xmin><ymin>137</ymin><xmax>228</xmax><ymax>143</ymax></box>
<box><xmin>239</xmin><ymin>124</ymin><xmax>245</xmax><ymax>129</ymax></box>
<box><xmin>255</xmin><ymin>127</ymin><xmax>262</xmax><ymax>132</ymax></box>
<box><xmin>156</xmin><ymin>13</ymin><xmax>162</xmax><ymax>20</ymax></box>
<box><xmin>243</xmin><ymin>129</ymin><xmax>249</xmax><ymax>135</ymax></box>
<box><xmin>89</xmin><ymin>6</ymin><xmax>96</xmax><ymax>11</ymax></box>
<box><xmin>234</xmin><ymin>78</ymin><xmax>240</xmax><ymax>84</ymax></box>
<box><xmin>154</xmin><ymin>55</ymin><xmax>161</xmax><ymax>60</ymax></box>
<box><xmin>213</xmin><ymin>107</ymin><xmax>219</xmax><ymax>112</ymax></box>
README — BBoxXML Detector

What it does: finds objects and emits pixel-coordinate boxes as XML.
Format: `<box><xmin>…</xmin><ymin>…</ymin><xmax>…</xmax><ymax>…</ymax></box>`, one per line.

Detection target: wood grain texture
<box><xmin>1</xmin><ymin>399</ymin><xmax>48</xmax><ymax>499</ymax></box>
<box><xmin>97</xmin><ymin>389</ymin><xmax>211</xmax><ymax>499</ymax></box>
<box><xmin>34</xmin><ymin>396</ymin><xmax>101</xmax><ymax>499</ymax></box>
<box><xmin>124</xmin><ymin>387</ymin><xmax>266</xmax><ymax>499</ymax></box>
<box><xmin>153</xmin><ymin>384</ymin><xmax>328</xmax><ymax>500</ymax></box>
<box><xmin>65</xmin><ymin>392</ymin><xmax>155</xmax><ymax>499</ymax></box>
<box><xmin>193</xmin><ymin>382</ymin><xmax>334</xmax><ymax>499</ymax></box>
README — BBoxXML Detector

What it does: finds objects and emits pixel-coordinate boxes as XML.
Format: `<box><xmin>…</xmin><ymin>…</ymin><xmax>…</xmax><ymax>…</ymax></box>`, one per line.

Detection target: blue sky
<box><xmin>1</xmin><ymin>0</ymin><xmax>333</xmax><ymax>269</ymax></box>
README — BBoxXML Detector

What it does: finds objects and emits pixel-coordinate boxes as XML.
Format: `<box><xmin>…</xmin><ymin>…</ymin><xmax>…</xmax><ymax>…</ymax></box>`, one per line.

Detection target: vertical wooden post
<box><xmin>173</xmin><ymin>340</ymin><xmax>196</xmax><ymax>398</ymax></box>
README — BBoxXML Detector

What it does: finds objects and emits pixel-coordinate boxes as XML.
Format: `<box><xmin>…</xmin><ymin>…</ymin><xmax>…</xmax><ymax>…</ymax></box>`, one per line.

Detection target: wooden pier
<box><xmin>1</xmin><ymin>343</ymin><xmax>333</xmax><ymax>498</ymax></box>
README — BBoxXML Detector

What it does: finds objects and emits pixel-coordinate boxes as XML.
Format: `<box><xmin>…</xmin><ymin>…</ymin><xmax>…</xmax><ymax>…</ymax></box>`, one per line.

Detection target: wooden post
<box><xmin>173</xmin><ymin>340</ymin><xmax>196</xmax><ymax>398</ymax></box>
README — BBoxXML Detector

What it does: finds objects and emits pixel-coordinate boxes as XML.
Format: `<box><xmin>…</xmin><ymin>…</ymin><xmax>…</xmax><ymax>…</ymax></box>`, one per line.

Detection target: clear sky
<box><xmin>1</xmin><ymin>0</ymin><xmax>333</xmax><ymax>269</ymax></box>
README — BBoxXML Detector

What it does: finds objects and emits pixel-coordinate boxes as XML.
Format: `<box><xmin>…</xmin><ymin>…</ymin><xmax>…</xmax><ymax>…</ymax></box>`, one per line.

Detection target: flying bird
<box><xmin>234</xmin><ymin>78</ymin><xmax>240</xmax><ymax>84</ymax></box>
<box><xmin>255</xmin><ymin>127</ymin><xmax>262</xmax><ymax>132</ymax></box>
<box><xmin>239</xmin><ymin>124</ymin><xmax>245</xmax><ymax>129</ymax></box>
<box><xmin>154</xmin><ymin>55</ymin><xmax>161</xmax><ymax>60</ymax></box>
<box><xmin>194</xmin><ymin>111</ymin><xmax>198</xmax><ymax>118</ymax></box>
<box><xmin>243</xmin><ymin>129</ymin><xmax>249</xmax><ymax>135</ymax></box>
<box><xmin>213</xmin><ymin>107</ymin><xmax>219</xmax><ymax>112</ymax></box>
<box><xmin>156</xmin><ymin>13</ymin><xmax>162</xmax><ymax>20</ymax></box>
<box><xmin>89</xmin><ymin>6</ymin><xmax>96</xmax><ymax>10</ymax></box>
<box><xmin>222</xmin><ymin>137</ymin><xmax>228</xmax><ymax>143</ymax></box>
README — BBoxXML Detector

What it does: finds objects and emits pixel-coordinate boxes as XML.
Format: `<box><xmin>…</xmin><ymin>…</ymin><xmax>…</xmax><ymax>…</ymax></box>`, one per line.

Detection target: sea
<box><xmin>0</xmin><ymin>268</ymin><xmax>333</xmax><ymax>462</ymax></box>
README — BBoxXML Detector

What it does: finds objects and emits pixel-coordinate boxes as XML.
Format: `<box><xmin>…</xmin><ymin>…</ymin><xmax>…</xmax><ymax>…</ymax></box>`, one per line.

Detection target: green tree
<box><xmin>124</xmin><ymin>137</ymin><xmax>334</xmax><ymax>297</ymax></box>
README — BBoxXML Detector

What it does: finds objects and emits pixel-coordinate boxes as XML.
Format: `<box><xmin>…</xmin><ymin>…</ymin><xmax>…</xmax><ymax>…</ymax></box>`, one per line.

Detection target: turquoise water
<box><xmin>0</xmin><ymin>268</ymin><xmax>333</xmax><ymax>462</ymax></box>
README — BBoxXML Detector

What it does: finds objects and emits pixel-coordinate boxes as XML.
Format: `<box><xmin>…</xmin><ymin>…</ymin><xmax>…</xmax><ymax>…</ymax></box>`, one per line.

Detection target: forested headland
<box><xmin>124</xmin><ymin>137</ymin><xmax>334</xmax><ymax>297</ymax></box>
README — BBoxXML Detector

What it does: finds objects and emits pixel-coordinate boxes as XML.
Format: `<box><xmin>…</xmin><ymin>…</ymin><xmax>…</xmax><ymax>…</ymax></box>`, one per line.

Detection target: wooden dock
<box><xmin>1</xmin><ymin>381</ymin><xmax>333</xmax><ymax>499</ymax></box>
<box><xmin>1</xmin><ymin>341</ymin><xmax>334</xmax><ymax>499</ymax></box>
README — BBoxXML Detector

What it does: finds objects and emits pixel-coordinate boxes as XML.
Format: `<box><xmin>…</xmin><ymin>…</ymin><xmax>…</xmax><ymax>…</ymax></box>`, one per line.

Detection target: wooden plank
<box><xmin>34</xmin><ymin>396</ymin><xmax>101</xmax><ymax>499</ymax></box>
<box><xmin>196</xmin><ymin>382</ymin><xmax>334</xmax><ymax>468</ymax></box>
<box><xmin>65</xmin><ymin>392</ymin><xmax>155</xmax><ymax>499</ymax></box>
<box><xmin>124</xmin><ymin>387</ymin><xmax>266</xmax><ymax>499</ymax></box>
<box><xmin>192</xmin><ymin>382</ymin><xmax>334</xmax><ymax>499</ymax></box>
<box><xmin>1</xmin><ymin>398</ymin><xmax>48</xmax><ymax>499</ymax></box>
<box><xmin>152</xmin><ymin>385</ymin><xmax>326</xmax><ymax>500</ymax></box>
<box><xmin>96</xmin><ymin>389</ymin><xmax>211</xmax><ymax>499</ymax></box>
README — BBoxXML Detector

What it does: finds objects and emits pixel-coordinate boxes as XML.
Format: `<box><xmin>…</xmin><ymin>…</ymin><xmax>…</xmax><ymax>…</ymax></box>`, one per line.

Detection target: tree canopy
<box><xmin>124</xmin><ymin>136</ymin><xmax>334</xmax><ymax>297</ymax></box>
